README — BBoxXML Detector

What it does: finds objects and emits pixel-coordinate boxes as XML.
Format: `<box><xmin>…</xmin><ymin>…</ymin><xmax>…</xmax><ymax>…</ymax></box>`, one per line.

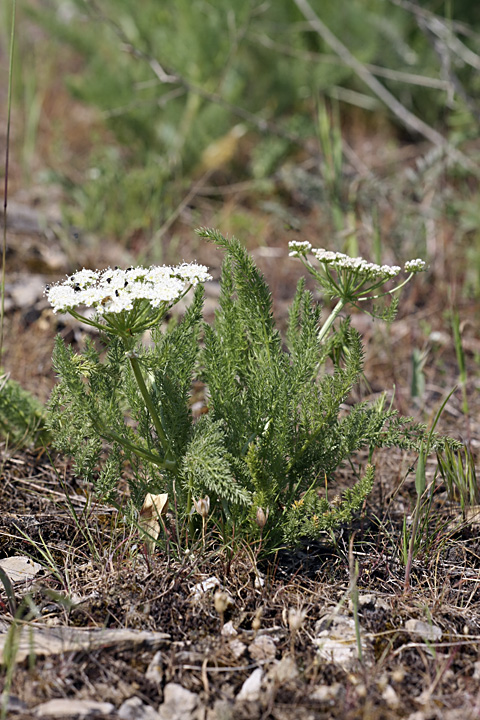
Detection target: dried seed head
<box><xmin>193</xmin><ymin>496</ymin><xmax>210</xmax><ymax>519</ymax></box>
<box><xmin>288</xmin><ymin>608</ymin><xmax>307</xmax><ymax>633</ymax></box>
<box><xmin>214</xmin><ymin>590</ymin><xmax>233</xmax><ymax>615</ymax></box>
<box><xmin>252</xmin><ymin>607</ymin><xmax>263</xmax><ymax>633</ymax></box>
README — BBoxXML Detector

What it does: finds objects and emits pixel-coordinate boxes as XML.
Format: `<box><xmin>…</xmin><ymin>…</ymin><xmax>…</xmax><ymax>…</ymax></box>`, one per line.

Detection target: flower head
<box><xmin>404</xmin><ymin>258</ymin><xmax>427</xmax><ymax>273</ymax></box>
<box><xmin>288</xmin><ymin>240</ymin><xmax>312</xmax><ymax>257</ymax></box>
<box><xmin>45</xmin><ymin>263</ymin><xmax>212</xmax><ymax>316</ymax></box>
<box><xmin>255</xmin><ymin>507</ymin><xmax>269</xmax><ymax>530</ymax></box>
<box><xmin>288</xmin><ymin>607</ymin><xmax>307</xmax><ymax>632</ymax></box>
<box><xmin>288</xmin><ymin>243</ymin><xmax>427</xmax><ymax>329</ymax></box>
<box><xmin>312</xmin><ymin>249</ymin><xmax>401</xmax><ymax>281</ymax></box>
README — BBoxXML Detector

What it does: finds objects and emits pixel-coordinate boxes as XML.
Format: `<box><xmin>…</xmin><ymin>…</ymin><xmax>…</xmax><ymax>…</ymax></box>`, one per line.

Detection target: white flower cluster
<box><xmin>46</xmin><ymin>263</ymin><xmax>212</xmax><ymax>314</ymax></box>
<box><xmin>404</xmin><ymin>258</ymin><xmax>427</xmax><ymax>273</ymax></box>
<box><xmin>312</xmin><ymin>249</ymin><xmax>401</xmax><ymax>280</ymax></box>
<box><xmin>288</xmin><ymin>240</ymin><xmax>312</xmax><ymax>257</ymax></box>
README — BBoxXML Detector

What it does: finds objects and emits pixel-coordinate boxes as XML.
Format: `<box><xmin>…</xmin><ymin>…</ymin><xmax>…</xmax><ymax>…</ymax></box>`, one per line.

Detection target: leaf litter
<box><xmin>2</xmin><ymin>436</ymin><xmax>480</xmax><ymax>719</ymax></box>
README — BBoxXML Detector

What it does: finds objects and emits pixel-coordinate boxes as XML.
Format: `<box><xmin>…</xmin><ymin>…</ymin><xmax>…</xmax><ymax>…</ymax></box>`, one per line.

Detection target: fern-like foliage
<box><xmin>46</xmin><ymin>230</ymin><xmax>455</xmax><ymax>551</ymax></box>
<box><xmin>47</xmin><ymin>288</ymin><xmax>205</xmax><ymax>504</ymax></box>
<box><xmin>197</xmin><ymin>228</ymin><xmax>443</xmax><ymax>547</ymax></box>
<box><xmin>181</xmin><ymin>415</ymin><xmax>251</xmax><ymax>508</ymax></box>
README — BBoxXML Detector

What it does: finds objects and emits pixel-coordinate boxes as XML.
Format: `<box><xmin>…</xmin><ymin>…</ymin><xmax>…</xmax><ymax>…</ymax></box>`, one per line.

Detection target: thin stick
<box><xmin>1</xmin><ymin>0</ymin><xmax>16</xmax><ymax>362</ymax></box>
<box><xmin>292</xmin><ymin>0</ymin><xmax>480</xmax><ymax>178</ymax></box>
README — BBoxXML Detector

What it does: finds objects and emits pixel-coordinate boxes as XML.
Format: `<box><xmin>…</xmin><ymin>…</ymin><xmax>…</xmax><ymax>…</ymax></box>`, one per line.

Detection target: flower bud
<box><xmin>255</xmin><ymin>507</ymin><xmax>269</xmax><ymax>529</ymax></box>
<box><xmin>193</xmin><ymin>496</ymin><xmax>210</xmax><ymax>519</ymax></box>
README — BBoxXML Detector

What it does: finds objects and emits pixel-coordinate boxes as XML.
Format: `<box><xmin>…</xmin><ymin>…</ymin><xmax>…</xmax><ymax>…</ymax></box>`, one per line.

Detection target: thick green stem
<box><xmin>128</xmin><ymin>353</ymin><xmax>177</xmax><ymax>471</ymax></box>
<box><xmin>317</xmin><ymin>298</ymin><xmax>346</xmax><ymax>343</ymax></box>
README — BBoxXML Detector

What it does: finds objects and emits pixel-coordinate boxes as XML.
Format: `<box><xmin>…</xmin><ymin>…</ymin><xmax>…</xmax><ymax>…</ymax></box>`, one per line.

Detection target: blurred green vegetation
<box><xmin>3</xmin><ymin>0</ymin><xmax>477</xmax><ymax>264</ymax></box>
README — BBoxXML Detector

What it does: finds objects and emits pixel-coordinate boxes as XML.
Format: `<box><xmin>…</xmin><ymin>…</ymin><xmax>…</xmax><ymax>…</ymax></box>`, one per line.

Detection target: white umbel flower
<box><xmin>47</xmin><ymin>284</ymin><xmax>79</xmax><ymax>313</ymax></box>
<box><xmin>404</xmin><ymin>259</ymin><xmax>427</xmax><ymax>273</ymax></box>
<box><xmin>175</xmin><ymin>262</ymin><xmax>212</xmax><ymax>285</ymax></box>
<box><xmin>45</xmin><ymin>262</ymin><xmax>212</xmax><ymax>315</ymax></box>
<box><xmin>288</xmin><ymin>240</ymin><xmax>312</xmax><ymax>257</ymax></box>
<box><xmin>312</xmin><ymin>248</ymin><xmax>401</xmax><ymax>281</ymax></box>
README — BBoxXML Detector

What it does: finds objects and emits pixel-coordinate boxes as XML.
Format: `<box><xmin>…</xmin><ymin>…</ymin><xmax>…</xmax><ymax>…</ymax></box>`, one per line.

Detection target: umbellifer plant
<box><xmin>46</xmin><ymin>229</ymin><xmax>448</xmax><ymax>551</ymax></box>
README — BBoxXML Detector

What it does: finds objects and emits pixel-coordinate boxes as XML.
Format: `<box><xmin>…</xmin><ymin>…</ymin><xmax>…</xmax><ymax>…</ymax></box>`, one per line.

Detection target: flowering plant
<box><xmin>288</xmin><ymin>240</ymin><xmax>426</xmax><ymax>340</ymax></box>
<box><xmin>46</xmin><ymin>232</ymin><xmax>450</xmax><ymax>550</ymax></box>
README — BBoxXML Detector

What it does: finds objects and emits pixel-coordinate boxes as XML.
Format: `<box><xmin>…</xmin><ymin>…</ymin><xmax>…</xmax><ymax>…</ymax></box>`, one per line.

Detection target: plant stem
<box><xmin>99</xmin><ymin>425</ymin><xmax>174</xmax><ymax>470</ymax></box>
<box><xmin>127</xmin><ymin>353</ymin><xmax>176</xmax><ymax>470</ymax></box>
<box><xmin>317</xmin><ymin>298</ymin><xmax>346</xmax><ymax>343</ymax></box>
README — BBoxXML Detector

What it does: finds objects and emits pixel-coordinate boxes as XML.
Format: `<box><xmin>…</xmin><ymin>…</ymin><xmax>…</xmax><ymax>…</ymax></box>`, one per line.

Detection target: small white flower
<box><xmin>288</xmin><ymin>240</ymin><xmax>312</xmax><ymax>257</ymax></box>
<box><xmin>47</xmin><ymin>285</ymin><xmax>78</xmax><ymax>313</ymax></box>
<box><xmin>193</xmin><ymin>496</ymin><xmax>210</xmax><ymax>519</ymax></box>
<box><xmin>68</xmin><ymin>268</ymin><xmax>100</xmax><ymax>288</ymax></box>
<box><xmin>312</xmin><ymin>249</ymin><xmax>342</xmax><ymax>264</ymax></box>
<box><xmin>175</xmin><ymin>262</ymin><xmax>211</xmax><ymax>285</ymax></box>
<box><xmin>404</xmin><ymin>258</ymin><xmax>426</xmax><ymax>273</ymax></box>
<box><xmin>98</xmin><ymin>293</ymin><xmax>134</xmax><ymax>314</ymax></box>
<box><xmin>311</xmin><ymin>248</ymin><xmax>402</xmax><ymax>281</ymax></box>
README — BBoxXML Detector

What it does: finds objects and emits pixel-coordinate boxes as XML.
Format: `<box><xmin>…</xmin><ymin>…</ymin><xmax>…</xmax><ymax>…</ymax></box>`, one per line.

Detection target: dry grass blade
<box><xmin>1</xmin><ymin>0</ymin><xmax>16</xmax><ymax>360</ymax></box>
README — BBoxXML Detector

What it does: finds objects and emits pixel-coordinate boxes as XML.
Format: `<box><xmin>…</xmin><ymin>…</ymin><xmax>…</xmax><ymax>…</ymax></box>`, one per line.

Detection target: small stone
<box><xmin>228</xmin><ymin>638</ymin><xmax>247</xmax><ymax>659</ymax></box>
<box><xmin>249</xmin><ymin>634</ymin><xmax>277</xmax><ymax>662</ymax></box>
<box><xmin>191</xmin><ymin>576</ymin><xmax>219</xmax><ymax>599</ymax></box>
<box><xmin>0</xmin><ymin>556</ymin><xmax>42</xmax><ymax>583</ymax></box>
<box><xmin>348</xmin><ymin>594</ymin><xmax>376</xmax><ymax>612</ymax></box>
<box><xmin>358</xmin><ymin>593</ymin><xmax>376</xmax><ymax>608</ymax></box>
<box><xmin>118</xmin><ymin>697</ymin><xmax>160</xmax><ymax>719</ymax></box>
<box><xmin>314</xmin><ymin>614</ymin><xmax>372</xmax><ymax>669</ymax></box>
<box><xmin>221</xmin><ymin>621</ymin><xmax>237</xmax><ymax>637</ymax></box>
<box><xmin>145</xmin><ymin>651</ymin><xmax>163</xmax><ymax>684</ymax></box>
<box><xmin>33</xmin><ymin>698</ymin><xmax>115</xmax><ymax>717</ymax></box>
<box><xmin>404</xmin><ymin>619</ymin><xmax>442</xmax><ymax>642</ymax></box>
<box><xmin>267</xmin><ymin>655</ymin><xmax>298</xmax><ymax>684</ymax></box>
<box><xmin>237</xmin><ymin>668</ymin><xmax>263</xmax><ymax>701</ymax></box>
<box><xmin>207</xmin><ymin>700</ymin><xmax>233</xmax><ymax>720</ymax></box>
<box><xmin>310</xmin><ymin>683</ymin><xmax>342</xmax><ymax>702</ymax></box>
<box><xmin>158</xmin><ymin>683</ymin><xmax>202</xmax><ymax>720</ymax></box>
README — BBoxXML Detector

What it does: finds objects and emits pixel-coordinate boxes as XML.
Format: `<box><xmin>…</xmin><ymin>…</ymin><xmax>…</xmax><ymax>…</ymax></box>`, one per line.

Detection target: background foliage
<box><xmin>7</xmin><ymin>0</ymin><xmax>478</xmax><ymax>260</ymax></box>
